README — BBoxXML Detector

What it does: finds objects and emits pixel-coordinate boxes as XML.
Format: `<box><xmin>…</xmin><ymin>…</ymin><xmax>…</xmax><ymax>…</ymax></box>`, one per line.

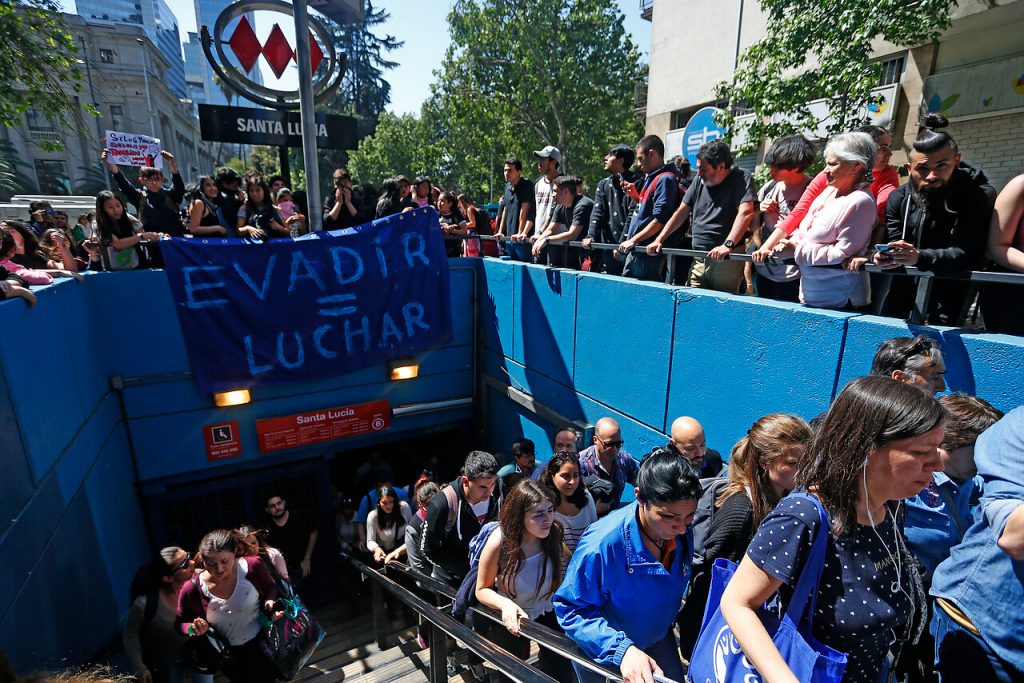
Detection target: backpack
<box><xmin>451</xmin><ymin>521</ymin><xmax>500</xmax><ymax>620</ymax></box>
<box><xmin>690</xmin><ymin>476</ymin><xmax>731</xmax><ymax>569</ymax></box>
<box><xmin>441</xmin><ymin>484</ymin><xmax>502</xmax><ymax>535</ymax></box>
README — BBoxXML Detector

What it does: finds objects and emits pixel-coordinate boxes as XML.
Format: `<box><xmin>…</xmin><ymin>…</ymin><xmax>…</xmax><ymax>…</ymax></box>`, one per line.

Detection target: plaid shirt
<box><xmin>578</xmin><ymin>445</ymin><xmax>639</xmax><ymax>509</ymax></box>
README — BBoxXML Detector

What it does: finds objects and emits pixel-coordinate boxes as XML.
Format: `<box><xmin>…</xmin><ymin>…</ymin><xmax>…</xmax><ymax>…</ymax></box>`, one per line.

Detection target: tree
<box><xmin>716</xmin><ymin>0</ymin><xmax>955</xmax><ymax>150</ymax></box>
<box><xmin>429</xmin><ymin>0</ymin><xmax>644</xmax><ymax>199</ymax></box>
<box><xmin>0</xmin><ymin>140</ymin><xmax>36</xmax><ymax>199</ymax></box>
<box><xmin>347</xmin><ymin>112</ymin><xmax>439</xmax><ymax>185</ymax></box>
<box><xmin>0</xmin><ymin>0</ymin><xmax>91</xmax><ymax>145</ymax></box>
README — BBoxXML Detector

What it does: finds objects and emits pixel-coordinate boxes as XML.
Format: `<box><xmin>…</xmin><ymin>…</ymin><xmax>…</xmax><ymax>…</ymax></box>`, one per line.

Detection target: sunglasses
<box><xmin>598</xmin><ymin>438</ymin><xmax>624</xmax><ymax>448</ymax></box>
<box><xmin>170</xmin><ymin>554</ymin><xmax>192</xmax><ymax>572</ymax></box>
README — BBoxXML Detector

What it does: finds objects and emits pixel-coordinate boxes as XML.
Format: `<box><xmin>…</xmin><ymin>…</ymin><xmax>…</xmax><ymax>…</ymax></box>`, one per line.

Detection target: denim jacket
<box><xmin>931</xmin><ymin>405</ymin><xmax>1024</xmax><ymax>671</ymax></box>
<box><xmin>903</xmin><ymin>471</ymin><xmax>980</xmax><ymax>581</ymax></box>
<box><xmin>553</xmin><ymin>502</ymin><xmax>693</xmax><ymax>667</ymax></box>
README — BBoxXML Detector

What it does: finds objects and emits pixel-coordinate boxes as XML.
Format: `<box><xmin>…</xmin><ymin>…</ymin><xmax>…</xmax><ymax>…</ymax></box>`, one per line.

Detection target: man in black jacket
<box><xmin>584</xmin><ymin>145</ymin><xmax>638</xmax><ymax>274</ymax></box>
<box><xmin>420</xmin><ymin>450</ymin><xmax>500</xmax><ymax>585</ymax></box>
<box><xmin>874</xmin><ymin>120</ymin><xmax>996</xmax><ymax>325</ymax></box>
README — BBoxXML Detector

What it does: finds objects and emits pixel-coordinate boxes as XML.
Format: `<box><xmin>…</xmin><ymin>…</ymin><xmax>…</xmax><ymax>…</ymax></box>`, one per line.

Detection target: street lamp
<box><xmin>137</xmin><ymin>37</ymin><xmax>157</xmax><ymax>139</ymax></box>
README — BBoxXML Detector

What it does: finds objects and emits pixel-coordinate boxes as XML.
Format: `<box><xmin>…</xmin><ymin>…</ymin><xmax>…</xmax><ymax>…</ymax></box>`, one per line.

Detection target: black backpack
<box><xmin>689</xmin><ymin>477</ymin><xmax>731</xmax><ymax>569</ymax></box>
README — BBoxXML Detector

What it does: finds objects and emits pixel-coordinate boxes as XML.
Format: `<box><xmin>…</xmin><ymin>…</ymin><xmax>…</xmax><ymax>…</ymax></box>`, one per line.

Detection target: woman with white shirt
<box><xmin>776</xmin><ymin>132</ymin><xmax>878</xmax><ymax>310</ymax></box>
<box><xmin>365</xmin><ymin>484</ymin><xmax>412</xmax><ymax>565</ymax></box>
<box><xmin>175</xmin><ymin>530</ymin><xmax>282</xmax><ymax>682</ymax></box>
<box><xmin>540</xmin><ymin>450</ymin><xmax>597</xmax><ymax>571</ymax></box>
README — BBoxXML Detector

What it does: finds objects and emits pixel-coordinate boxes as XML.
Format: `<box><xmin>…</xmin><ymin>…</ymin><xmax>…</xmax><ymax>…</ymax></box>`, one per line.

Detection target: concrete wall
<box><xmin>0</xmin><ymin>264</ymin><xmax>477</xmax><ymax>670</ymax></box>
<box><xmin>478</xmin><ymin>260</ymin><xmax>1024</xmax><ymax>474</ymax></box>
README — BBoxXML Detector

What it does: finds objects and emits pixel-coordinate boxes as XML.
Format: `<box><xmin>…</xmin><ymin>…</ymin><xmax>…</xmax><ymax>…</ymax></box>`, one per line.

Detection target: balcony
<box><xmin>640</xmin><ymin>0</ymin><xmax>653</xmax><ymax>21</ymax></box>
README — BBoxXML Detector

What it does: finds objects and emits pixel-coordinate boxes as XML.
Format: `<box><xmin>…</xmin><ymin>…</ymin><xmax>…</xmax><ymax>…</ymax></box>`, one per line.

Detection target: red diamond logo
<box><xmin>262</xmin><ymin>23</ymin><xmax>295</xmax><ymax>79</ymax></box>
<box><xmin>309</xmin><ymin>31</ymin><xmax>323</xmax><ymax>74</ymax></box>
<box><xmin>227</xmin><ymin>16</ymin><xmax>261</xmax><ymax>74</ymax></box>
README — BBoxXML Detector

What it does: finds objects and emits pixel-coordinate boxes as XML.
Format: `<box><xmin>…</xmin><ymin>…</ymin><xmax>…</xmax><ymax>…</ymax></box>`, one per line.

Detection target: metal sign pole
<box><xmin>293</xmin><ymin>0</ymin><xmax>322</xmax><ymax>231</ymax></box>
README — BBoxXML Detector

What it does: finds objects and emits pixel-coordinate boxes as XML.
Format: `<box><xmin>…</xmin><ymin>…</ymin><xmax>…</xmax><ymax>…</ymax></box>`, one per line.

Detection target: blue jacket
<box><xmin>624</xmin><ymin>165</ymin><xmax>680</xmax><ymax>242</ymax></box>
<box><xmin>931</xmin><ymin>405</ymin><xmax>1024</xmax><ymax>672</ymax></box>
<box><xmin>553</xmin><ymin>502</ymin><xmax>693</xmax><ymax>667</ymax></box>
<box><xmin>903</xmin><ymin>471</ymin><xmax>980</xmax><ymax>581</ymax></box>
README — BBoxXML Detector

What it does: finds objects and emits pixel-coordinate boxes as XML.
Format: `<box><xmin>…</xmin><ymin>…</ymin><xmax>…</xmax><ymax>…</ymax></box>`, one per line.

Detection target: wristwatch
<box><xmin>723</xmin><ymin>239</ymin><xmax>735</xmax><ymax>249</ymax></box>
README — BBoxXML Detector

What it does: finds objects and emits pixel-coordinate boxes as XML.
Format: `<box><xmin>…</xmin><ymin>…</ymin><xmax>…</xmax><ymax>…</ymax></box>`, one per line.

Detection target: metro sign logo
<box><xmin>227</xmin><ymin>16</ymin><xmax>324</xmax><ymax>78</ymax></box>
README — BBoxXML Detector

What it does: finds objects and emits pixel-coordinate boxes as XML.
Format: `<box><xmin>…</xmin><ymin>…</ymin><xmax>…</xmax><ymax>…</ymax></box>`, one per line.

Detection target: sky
<box><xmin>62</xmin><ymin>0</ymin><xmax>651</xmax><ymax>114</ymax></box>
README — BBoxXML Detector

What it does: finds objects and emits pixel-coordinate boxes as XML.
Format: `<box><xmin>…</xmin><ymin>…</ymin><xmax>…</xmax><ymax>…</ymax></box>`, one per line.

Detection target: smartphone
<box><xmin>874</xmin><ymin>244</ymin><xmax>893</xmax><ymax>260</ymax></box>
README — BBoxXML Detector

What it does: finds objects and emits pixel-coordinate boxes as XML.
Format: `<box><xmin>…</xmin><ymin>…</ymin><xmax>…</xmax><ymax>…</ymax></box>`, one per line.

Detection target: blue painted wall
<box><xmin>0</xmin><ymin>262</ymin><xmax>477</xmax><ymax>671</ymax></box>
<box><xmin>478</xmin><ymin>260</ymin><xmax>1024</xmax><ymax>469</ymax></box>
<box><xmin>3</xmin><ymin>256</ymin><xmax>1023</xmax><ymax>670</ymax></box>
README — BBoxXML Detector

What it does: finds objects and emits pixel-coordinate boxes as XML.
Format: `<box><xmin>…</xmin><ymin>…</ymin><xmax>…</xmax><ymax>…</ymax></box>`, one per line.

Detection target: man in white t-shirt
<box><xmin>533</xmin><ymin>145</ymin><xmax>562</xmax><ymax>240</ymax></box>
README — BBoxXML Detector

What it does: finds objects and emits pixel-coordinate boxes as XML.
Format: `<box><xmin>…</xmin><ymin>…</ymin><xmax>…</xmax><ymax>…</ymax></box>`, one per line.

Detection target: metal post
<box><xmin>666</xmin><ymin>253</ymin><xmax>677</xmax><ymax>284</ymax></box>
<box><xmin>427</xmin><ymin>621</ymin><xmax>448</xmax><ymax>683</ymax></box>
<box><xmin>909</xmin><ymin>273</ymin><xmax>934</xmax><ymax>324</ymax></box>
<box><xmin>279</xmin><ymin>145</ymin><xmax>291</xmax><ymax>187</ymax></box>
<box><xmin>293</xmin><ymin>0</ymin><xmax>322</xmax><ymax>231</ymax></box>
<box><xmin>370</xmin><ymin>576</ymin><xmax>388</xmax><ymax>650</ymax></box>
<box><xmin>137</xmin><ymin>38</ymin><xmax>157</xmax><ymax>139</ymax></box>
<box><xmin>78</xmin><ymin>36</ymin><xmax>110</xmax><ymax>189</ymax></box>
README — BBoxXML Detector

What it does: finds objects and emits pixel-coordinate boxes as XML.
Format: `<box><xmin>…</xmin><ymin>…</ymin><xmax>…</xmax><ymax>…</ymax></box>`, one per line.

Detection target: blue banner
<box><xmin>161</xmin><ymin>207</ymin><xmax>453</xmax><ymax>395</ymax></box>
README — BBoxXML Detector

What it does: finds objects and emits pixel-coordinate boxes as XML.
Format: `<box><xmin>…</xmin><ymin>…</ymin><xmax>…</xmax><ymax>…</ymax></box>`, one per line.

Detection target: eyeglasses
<box><xmin>597</xmin><ymin>438</ymin><xmax>624</xmax><ymax>448</ymax></box>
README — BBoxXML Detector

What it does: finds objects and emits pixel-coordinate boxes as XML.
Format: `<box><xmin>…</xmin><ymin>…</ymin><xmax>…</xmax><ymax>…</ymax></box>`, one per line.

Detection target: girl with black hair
<box><xmin>366</xmin><ymin>484</ymin><xmax>411</xmax><ymax>565</ymax></box>
<box><xmin>123</xmin><ymin>547</ymin><xmax>211</xmax><ymax>683</ymax></box>
<box><xmin>94</xmin><ymin>191</ymin><xmax>162</xmax><ymax>270</ymax></box>
<box><xmin>375</xmin><ymin>178</ymin><xmax>405</xmax><ymax>219</ymax></box>
<box><xmin>186</xmin><ymin>176</ymin><xmax>230</xmax><ymax>237</ymax></box>
<box><xmin>541</xmin><ymin>450</ymin><xmax>597</xmax><ymax>570</ymax></box>
<box><xmin>475</xmin><ymin>479</ymin><xmax>571</xmax><ymax>681</ymax></box>
<box><xmin>236</xmin><ymin>178</ymin><xmax>286</xmax><ymax>240</ymax></box>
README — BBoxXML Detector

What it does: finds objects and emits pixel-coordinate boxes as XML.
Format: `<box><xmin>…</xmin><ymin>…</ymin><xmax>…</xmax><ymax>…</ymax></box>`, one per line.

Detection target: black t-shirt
<box><xmin>266</xmin><ymin>509</ymin><xmax>317</xmax><ymax>566</ymax></box>
<box><xmin>552</xmin><ymin>195</ymin><xmax>595</xmax><ymax>235</ymax></box>
<box><xmin>502</xmin><ymin>178</ymin><xmax>536</xmax><ymax>235</ymax></box>
<box><xmin>217</xmin><ymin>191</ymin><xmax>243</xmax><ymax>229</ymax></box>
<box><xmin>683</xmin><ymin>167</ymin><xmax>756</xmax><ymax>250</ymax></box>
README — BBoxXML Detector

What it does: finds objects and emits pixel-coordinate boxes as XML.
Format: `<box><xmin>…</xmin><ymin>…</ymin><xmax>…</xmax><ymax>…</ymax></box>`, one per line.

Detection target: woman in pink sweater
<box><xmin>774</xmin><ymin>132</ymin><xmax>877</xmax><ymax>309</ymax></box>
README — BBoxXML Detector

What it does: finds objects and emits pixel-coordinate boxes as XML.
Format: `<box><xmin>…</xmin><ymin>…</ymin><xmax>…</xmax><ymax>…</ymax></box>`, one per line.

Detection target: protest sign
<box><xmin>160</xmin><ymin>207</ymin><xmax>453</xmax><ymax>395</ymax></box>
<box><xmin>105</xmin><ymin>130</ymin><xmax>163</xmax><ymax>169</ymax></box>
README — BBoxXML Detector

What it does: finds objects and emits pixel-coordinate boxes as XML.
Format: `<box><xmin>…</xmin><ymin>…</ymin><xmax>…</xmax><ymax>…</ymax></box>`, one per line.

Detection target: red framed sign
<box><xmin>255</xmin><ymin>400</ymin><xmax>391</xmax><ymax>453</ymax></box>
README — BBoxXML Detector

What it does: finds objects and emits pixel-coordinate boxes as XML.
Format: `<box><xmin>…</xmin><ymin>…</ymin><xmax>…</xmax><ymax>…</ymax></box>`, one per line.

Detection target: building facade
<box><xmin>190</xmin><ymin>0</ymin><xmax>263</xmax><ymax>107</ymax></box>
<box><xmin>75</xmin><ymin>0</ymin><xmax>187</xmax><ymax>99</ymax></box>
<box><xmin>2</xmin><ymin>14</ymin><xmax>212</xmax><ymax>196</ymax></box>
<box><xmin>642</xmin><ymin>0</ymin><xmax>1024</xmax><ymax>189</ymax></box>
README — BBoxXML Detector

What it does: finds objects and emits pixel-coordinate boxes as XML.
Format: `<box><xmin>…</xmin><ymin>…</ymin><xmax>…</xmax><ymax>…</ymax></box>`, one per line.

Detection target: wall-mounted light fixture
<box><xmin>388</xmin><ymin>358</ymin><xmax>420</xmax><ymax>381</ymax></box>
<box><xmin>214</xmin><ymin>389</ymin><xmax>251</xmax><ymax>406</ymax></box>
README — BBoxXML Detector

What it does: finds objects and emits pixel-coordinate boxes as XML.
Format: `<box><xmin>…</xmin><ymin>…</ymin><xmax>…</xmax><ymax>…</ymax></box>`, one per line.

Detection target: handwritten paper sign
<box><xmin>105</xmin><ymin>130</ymin><xmax>163</xmax><ymax>169</ymax></box>
<box><xmin>160</xmin><ymin>208</ymin><xmax>453</xmax><ymax>395</ymax></box>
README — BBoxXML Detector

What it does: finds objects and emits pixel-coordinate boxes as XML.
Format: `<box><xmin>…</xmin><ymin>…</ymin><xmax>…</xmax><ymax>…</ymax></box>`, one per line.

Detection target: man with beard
<box><xmin>874</xmin><ymin>114</ymin><xmax>996</xmax><ymax>324</ymax></box>
<box><xmin>265</xmin><ymin>493</ymin><xmax>319</xmax><ymax>586</ymax></box>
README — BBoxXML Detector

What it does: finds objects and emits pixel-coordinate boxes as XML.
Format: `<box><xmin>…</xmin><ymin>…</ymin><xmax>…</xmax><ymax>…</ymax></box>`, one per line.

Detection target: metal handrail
<box><xmin>448</xmin><ymin>234</ymin><xmax>1024</xmax><ymax>325</ymax></box>
<box><xmin>341</xmin><ymin>552</ymin><xmax>558</xmax><ymax>683</ymax></box>
<box><xmin>384</xmin><ymin>561</ymin><xmax>625</xmax><ymax>683</ymax></box>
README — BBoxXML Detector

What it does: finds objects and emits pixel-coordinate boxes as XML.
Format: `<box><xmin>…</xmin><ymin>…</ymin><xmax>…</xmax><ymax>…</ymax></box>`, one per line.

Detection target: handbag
<box><xmin>258</xmin><ymin>590</ymin><xmax>325</xmax><ymax>680</ymax></box>
<box><xmin>104</xmin><ymin>243</ymin><xmax>139</xmax><ymax>270</ymax></box>
<box><xmin>687</xmin><ymin>492</ymin><xmax>848</xmax><ymax>683</ymax></box>
<box><xmin>180</xmin><ymin>625</ymin><xmax>233</xmax><ymax>674</ymax></box>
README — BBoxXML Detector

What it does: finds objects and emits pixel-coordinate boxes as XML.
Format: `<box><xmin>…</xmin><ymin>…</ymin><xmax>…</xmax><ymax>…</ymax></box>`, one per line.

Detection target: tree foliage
<box><xmin>348</xmin><ymin>0</ymin><xmax>645</xmax><ymax>202</ymax></box>
<box><xmin>717</xmin><ymin>0</ymin><xmax>955</xmax><ymax>150</ymax></box>
<box><xmin>0</xmin><ymin>0</ymin><xmax>90</xmax><ymax>141</ymax></box>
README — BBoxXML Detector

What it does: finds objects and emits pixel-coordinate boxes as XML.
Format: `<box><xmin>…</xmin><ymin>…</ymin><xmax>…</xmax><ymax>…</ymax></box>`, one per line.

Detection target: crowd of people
<box><xmin>4</xmin><ymin>333</ymin><xmax>1011</xmax><ymax>683</ymax></box>
<box><xmin>2</xmin><ymin>114</ymin><xmax>1021</xmax><ymax>335</ymax></box>
<box><xmin>392</xmin><ymin>334</ymin><xmax>1019</xmax><ymax>683</ymax></box>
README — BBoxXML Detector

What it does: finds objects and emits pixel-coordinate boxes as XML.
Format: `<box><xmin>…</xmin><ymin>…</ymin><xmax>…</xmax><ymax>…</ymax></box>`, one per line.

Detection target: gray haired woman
<box><xmin>775</xmin><ymin>131</ymin><xmax>878</xmax><ymax>309</ymax></box>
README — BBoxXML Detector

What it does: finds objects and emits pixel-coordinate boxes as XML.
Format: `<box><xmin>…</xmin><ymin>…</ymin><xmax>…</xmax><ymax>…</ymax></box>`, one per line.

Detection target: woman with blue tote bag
<box><xmin>692</xmin><ymin>376</ymin><xmax>942</xmax><ymax>683</ymax></box>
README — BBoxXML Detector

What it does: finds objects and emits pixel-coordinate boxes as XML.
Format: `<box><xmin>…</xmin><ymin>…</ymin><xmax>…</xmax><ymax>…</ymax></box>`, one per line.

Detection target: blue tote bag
<box><xmin>687</xmin><ymin>492</ymin><xmax>848</xmax><ymax>683</ymax></box>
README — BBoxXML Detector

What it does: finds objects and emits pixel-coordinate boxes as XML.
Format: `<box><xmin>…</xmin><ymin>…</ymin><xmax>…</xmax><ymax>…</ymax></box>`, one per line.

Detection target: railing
<box><xmin>344</xmin><ymin>552</ymin><xmax>558</xmax><ymax>683</ymax></box>
<box><xmin>342</xmin><ymin>552</ymin><xmax>627</xmax><ymax>683</ymax></box>
<box><xmin>450</xmin><ymin>234</ymin><xmax>1024</xmax><ymax>327</ymax></box>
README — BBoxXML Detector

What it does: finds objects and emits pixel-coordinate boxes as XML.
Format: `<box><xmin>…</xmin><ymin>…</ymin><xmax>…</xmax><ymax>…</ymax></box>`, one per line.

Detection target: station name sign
<box><xmin>198</xmin><ymin>104</ymin><xmax>358</xmax><ymax>149</ymax></box>
<box><xmin>255</xmin><ymin>399</ymin><xmax>391</xmax><ymax>452</ymax></box>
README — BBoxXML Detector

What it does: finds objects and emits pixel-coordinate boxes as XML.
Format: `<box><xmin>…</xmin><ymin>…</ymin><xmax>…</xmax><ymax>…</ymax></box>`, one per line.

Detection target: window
<box><xmin>34</xmin><ymin>160</ymin><xmax>71</xmax><ymax>195</ymax></box>
<box><xmin>26</xmin><ymin>108</ymin><xmax>53</xmax><ymax>131</ymax></box>
<box><xmin>100</xmin><ymin>48</ymin><xmax>115</xmax><ymax>63</ymax></box>
<box><xmin>877</xmin><ymin>56</ymin><xmax>906</xmax><ymax>87</ymax></box>
<box><xmin>110</xmin><ymin>105</ymin><xmax>124</xmax><ymax>130</ymax></box>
